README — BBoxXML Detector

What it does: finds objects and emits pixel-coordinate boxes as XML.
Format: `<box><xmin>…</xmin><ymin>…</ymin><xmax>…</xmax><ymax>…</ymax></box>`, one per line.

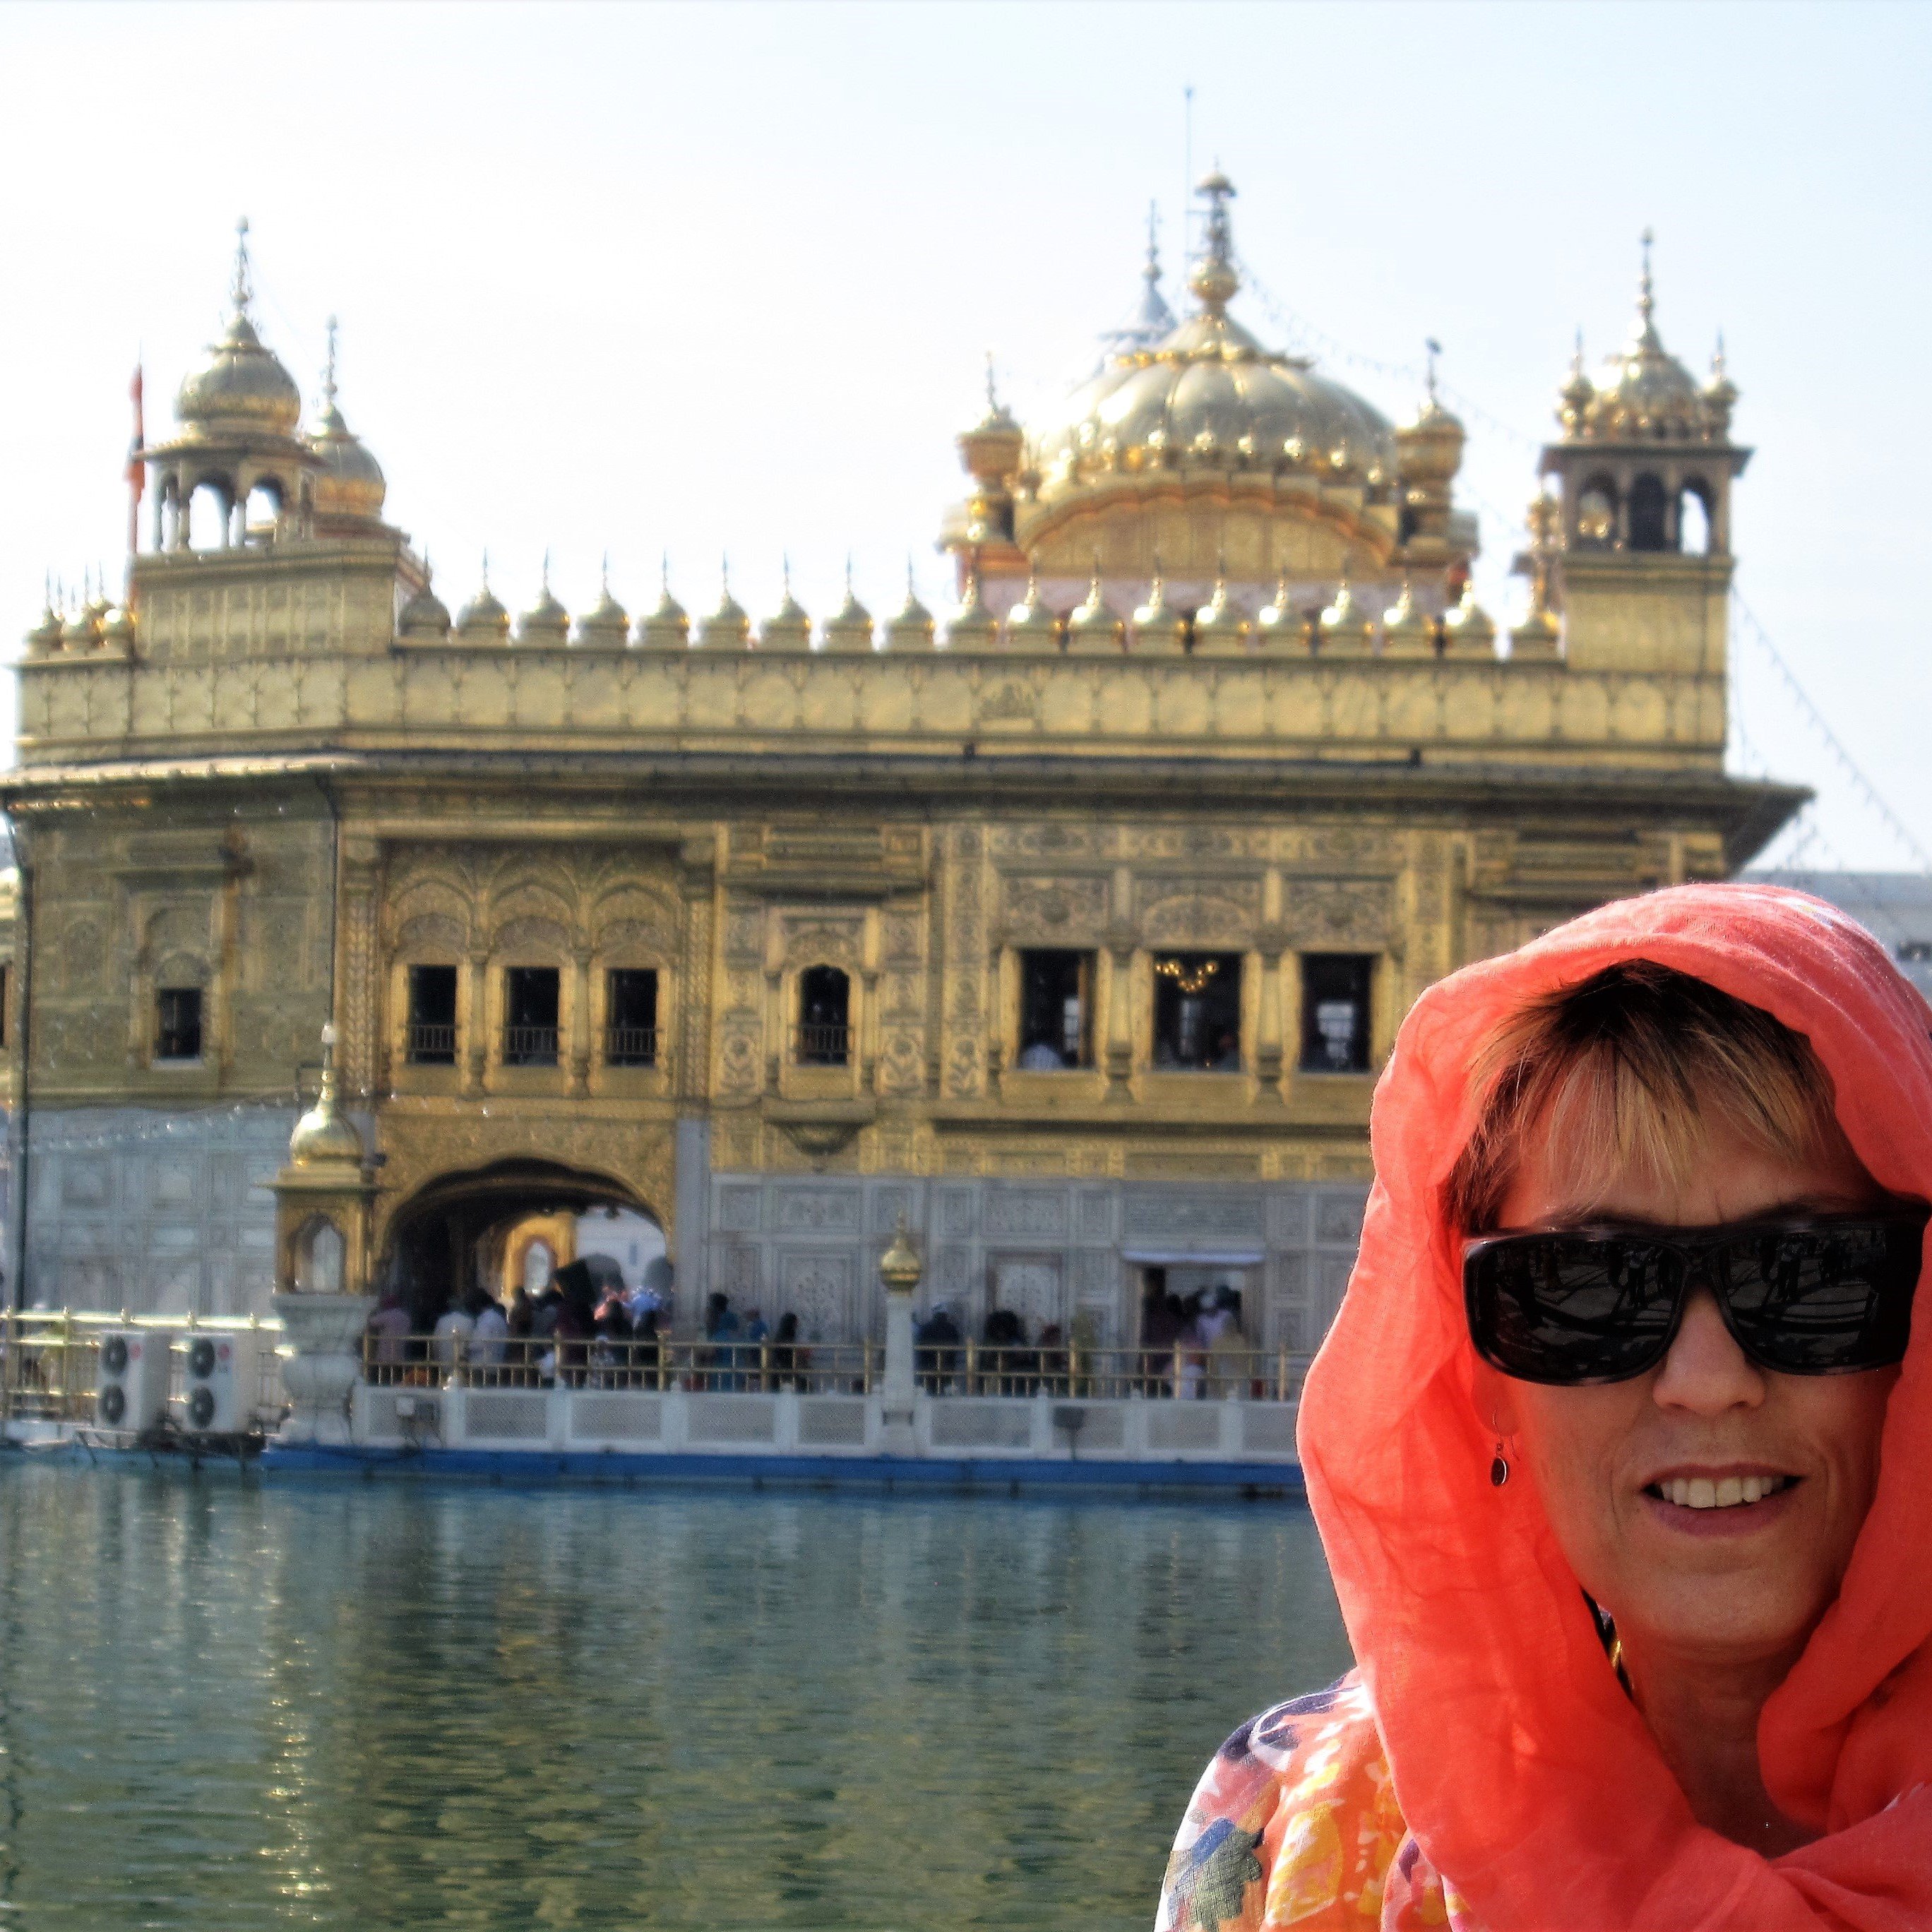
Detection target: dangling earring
<box><xmin>1490</xmin><ymin>1438</ymin><xmax>1510</xmax><ymax>1488</ymax></box>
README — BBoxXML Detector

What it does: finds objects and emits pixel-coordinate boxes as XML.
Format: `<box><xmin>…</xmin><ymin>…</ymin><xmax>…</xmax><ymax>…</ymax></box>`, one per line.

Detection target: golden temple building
<box><xmin>0</xmin><ymin>181</ymin><xmax>1801</xmax><ymax>1350</ymax></box>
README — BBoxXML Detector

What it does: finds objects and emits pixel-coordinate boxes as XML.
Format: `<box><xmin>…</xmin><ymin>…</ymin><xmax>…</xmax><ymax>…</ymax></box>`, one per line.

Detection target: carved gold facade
<box><xmin>3</xmin><ymin>195</ymin><xmax>1803</xmax><ymax>1342</ymax></box>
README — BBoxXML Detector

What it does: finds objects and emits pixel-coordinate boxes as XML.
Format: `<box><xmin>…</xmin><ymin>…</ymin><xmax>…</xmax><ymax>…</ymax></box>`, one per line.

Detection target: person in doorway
<box><xmin>365</xmin><ymin>1291</ymin><xmax>410</xmax><ymax>1376</ymax></box>
<box><xmin>770</xmin><ymin>1310</ymin><xmax>801</xmax><ymax>1390</ymax></box>
<box><xmin>430</xmin><ymin>1294</ymin><xmax>475</xmax><ymax>1377</ymax></box>
<box><xmin>1204</xmin><ymin>1284</ymin><xmax>1248</xmax><ymax>1399</ymax></box>
<box><xmin>705</xmin><ymin>1292</ymin><xmax>741</xmax><ymax>1390</ymax></box>
<box><xmin>467</xmin><ymin>1289</ymin><xmax>509</xmax><ymax>1383</ymax></box>
<box><xmin>1159</xmin><ymin>886</ymin><xmax>1932</xmax><ymax>1929</ymax></box>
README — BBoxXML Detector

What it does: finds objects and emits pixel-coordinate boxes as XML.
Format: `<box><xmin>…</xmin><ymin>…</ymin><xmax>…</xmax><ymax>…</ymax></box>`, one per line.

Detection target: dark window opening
<box><xmin>1629</xmin><ymin>473</ymin><xmax>1670</xmax><ymax>552</ymax></box>
<box><xmin>155</xmin><ymin>986</ymin><xmax>203</xmax><ymax>1062</ymax></box>
<box><xmin>1899</xmin><ymin>941</ymin><xmax>1932</xmax><ymax>965</ymax></box>
<box><xmin>797</xmin><ymin>965</ymin><xmax>851</xmax><ymax>1065</ymax></box>
<box><xmin>1152</xmin><ymin>953</ymin><xmax>1243</xmax><ymax>1071</ymax></box>
<box><xmin>407</xmin><ymin>964</ymin><xmax>458</xmax><ymax>1063</ymax></box>
<box><xmin>1300</xmin><ymin>954</ymin><xmax>1373</xmax><ymax>1073</ymax></box>
<box><xmin>605</xmin><ymin>967</ymin><xmax>659</xmax><ymax>1066</ymax></box>
<box><xmin>503</xmin><ymin>966</ymin><xmax>561</xmax><ymax>1066</ymax></box>
<box><xmin>1017</xmin><ymin>949</ymin><xmax>1091</xmax><ymax>1070</ymax></box>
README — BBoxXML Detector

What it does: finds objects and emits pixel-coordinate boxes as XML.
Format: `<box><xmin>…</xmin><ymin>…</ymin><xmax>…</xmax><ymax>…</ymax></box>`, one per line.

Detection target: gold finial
<box><xmin>287</xmin><ymin>1019</ymin><xmax>366</xmax><ymax>1167</ymax></box>
<box><xmin>878</xmin><ymin>1213</ymin><xmax>923</xmax><ymax>1294</ymax></box>
<box><xmin>541</xmin><ymin>549</ymin><xmax>551</xmax><ymax>595</ymax></box>
<box><xmin>480</xmin><ymin>548</ymin><xmax>491</xmax><ymax>590</ymax></box>
<box><xmin>1144</xmin><ymin>199</ymin><xmax>1162</xmax><ymax>290</ymax></box>
<box><xmin>322</xmin><ymin>315</ymin><xmax>338</xmax><ymax>407</ymax></box>
<box><xmin>1190</xmin><ymin>167</ymin><xmax>1239</xmax><ymax>313</ymax></box>
<box><xmin>984</xmin><ymin>350</ymin><xmax>998</xmax><ymax>414</ymax></box>
<box><xmin>230</xmin><ymin>216</ymin><xmax>253</xmax><ymax>314</ymax></box>
<box><xmin>1712</xmin><ymin>332</ymin><xmax>1727</xmax><ymax>378</ymax></box>
<box><xmin>1638</xmin><ymin>227</ymin><xmax>1654</xmax><ymax>325</ymax></box>
<box><xmin>601</xmin><ymin>551</ymin><xmax>611</xmax><ymax>597</ymax></box>
<box><xmin>783</xmin><ymin>553</ymin><xmax>793</xmax><ymax>597</ymax></box>
<box><xmin>1425</xmin><ymin>336</ymin><xmax>1441</xmax><ymax>402</ymax></box>
<box><xmin>845</xmin><ymin>553</ymin><xmax>855</xmax><ymax>597</ymax></box>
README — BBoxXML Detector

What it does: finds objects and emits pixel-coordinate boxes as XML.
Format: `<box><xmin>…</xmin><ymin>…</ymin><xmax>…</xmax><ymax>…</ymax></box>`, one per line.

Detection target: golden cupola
<box><xmin>573</xmin><ymin>563</ymin><xmax>629</xmax><ymax>648</ymax></box>
<box><xmin>517</xmin><ymin>559</ymin><xmax>570</xmax><ymax>645</ymax></box>
<box><xmin>1003</xmin><ymin>570</ymin><xmax>1062</xmax><ymax>652</ymax></box>
<box><xmin>637</xmin><ymin>561</ymin><xmax>690</xmax><ymax>650</ymax></box>
<box><xmin>821</xmin><ymin>564</ymin><xmax>875</xmax><ymax>653</ymax></box>
<box><xmin>1131</xmin><ymin>561</ymin><xmax>1190</xmax><ymax>654</ymax></box>
<box><xmin>945</xmin><ymin>568</ymin><xmax>998</xmax><ymax>650</ymax></box>
<box><xmin>306</xmin><ymin>320</ymin><xmax>387</xmax><ymax>528</ymax></box>
<box><xmin>1318</xmin><ymin>576</ymin><xmax>1375</xmax><ymax>654</ymax></box>
<box><xmin>883</xmin><ymin>568</ymin><xmax>936</xmax><ymax>652</ymax></box>
<box><xmin>761</xmin><ymin>565</ymin><xmax>813</xmax><ymax>652</ymax></box>
<box><xmin>1190</xmin><ymin>570</ymin><xmax>1251</xmax><ymax>655</ymax></box>
<box><xmin>174</xmin><ymin>227</ymin><xmax>304</xmax><ymax>439</ymax></box>
<box><xmin>1063</xmin><ymin>564</ymin><xmax>1123</xmax><ymax>654</ymax></box>
<box><xmin>1392</xmin><ymin>347</ymin><xmax>1467</xmax><ymax>566</ymax></box>
<box><xmin>698</xmin><ymin>564</ymin><xmax>751</xmax><ymax>650</ymax></box>
<box><xmin>1381</xmin><ymin>580</ymin><xmax>1433</xmax><ymax>657</ymax></box>
<box><xmin>455</xmin><ymin>564</ymin><xmax>511</xmax><ymax>643</ymax></box>
<box><xmin>398</xmin><ymin>573</ymin><xmax>451</xmax><ymax>642</ymax></box>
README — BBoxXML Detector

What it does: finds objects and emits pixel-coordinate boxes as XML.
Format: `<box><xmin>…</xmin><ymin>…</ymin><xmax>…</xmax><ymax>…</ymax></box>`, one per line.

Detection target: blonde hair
<box><xmin>1443</xmin><ymin>961</ymin><xmax>1853</xmax><ymax>1235</ymax></box>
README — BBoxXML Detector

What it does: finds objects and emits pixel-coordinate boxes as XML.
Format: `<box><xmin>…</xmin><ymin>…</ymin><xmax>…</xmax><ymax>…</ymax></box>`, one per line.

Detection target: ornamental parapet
<box><xmin>14</xmin><ymin>644</ymin><xmax>1726</xmax><ymax>770</ymax></box>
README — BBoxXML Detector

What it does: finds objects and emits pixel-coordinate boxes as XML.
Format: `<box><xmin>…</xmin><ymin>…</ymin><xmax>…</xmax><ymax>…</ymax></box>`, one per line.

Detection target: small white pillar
<box><xmin>878</xmin><ymin>1217</ymin><xmax>922</xmax><ymax>1456</ymax></box>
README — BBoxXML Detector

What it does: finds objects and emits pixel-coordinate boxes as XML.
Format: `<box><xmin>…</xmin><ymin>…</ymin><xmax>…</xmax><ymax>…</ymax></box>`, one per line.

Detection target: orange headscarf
<box><xmin>1299</xmin><ymin>883</ymin><xmax>1932</xmax><ymax>1931</ymax></box>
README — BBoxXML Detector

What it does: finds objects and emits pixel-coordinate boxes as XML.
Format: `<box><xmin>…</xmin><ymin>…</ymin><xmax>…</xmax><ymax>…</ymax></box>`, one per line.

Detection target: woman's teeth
<box><xmin>1655</xmin><ymin>1474</ymin><xmax>1792</xmax><ymax>1510</ymax></box>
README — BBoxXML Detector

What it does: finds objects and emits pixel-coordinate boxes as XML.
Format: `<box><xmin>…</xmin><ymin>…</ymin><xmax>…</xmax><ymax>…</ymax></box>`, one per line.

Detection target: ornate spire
<box><xmin>1629</xmin><ymin>227</ymin><xmax>1662</xmax><ymax>350</ymax></box>
<box><xmin>322</xmin><ymin>315</ymin><xmax>339</xmax><ymax>410</ymax></box>
<box><xmin>1190</xmin><ymin>169</ymin><xmax>1240</xmax><ymax>314</ymax></box>
<box><xmin>229</xmin><ymin>216</ymin><xmax>254</xmax><ymax>317</ymax></box>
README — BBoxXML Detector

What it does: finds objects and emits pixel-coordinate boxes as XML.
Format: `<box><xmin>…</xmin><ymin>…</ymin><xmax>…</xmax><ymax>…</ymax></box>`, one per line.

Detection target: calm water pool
<box><xmin>0</xmin><ymin>1462</ymin><xmax>1350</xmax><ymax>1929</ymax></box>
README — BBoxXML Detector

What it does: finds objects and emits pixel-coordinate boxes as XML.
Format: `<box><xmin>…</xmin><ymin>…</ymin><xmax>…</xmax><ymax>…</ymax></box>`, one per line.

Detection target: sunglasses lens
<box><xmin>1467</xmin><ymin>1236</ymin><xmax>1681</xmax><ymax>1384</ymax></box>
<box><xmin>1716</xmin><ymin>1220</ymin><xmax>1921</xmax><ymax>1373</ymax></box>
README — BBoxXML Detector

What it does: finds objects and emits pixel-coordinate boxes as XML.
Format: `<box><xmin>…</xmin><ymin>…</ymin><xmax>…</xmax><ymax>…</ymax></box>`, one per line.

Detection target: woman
<box><xmin>1158</xmin><ymin>885</ymin><xmax>1932</xmax><ymax>1929</ymax></box>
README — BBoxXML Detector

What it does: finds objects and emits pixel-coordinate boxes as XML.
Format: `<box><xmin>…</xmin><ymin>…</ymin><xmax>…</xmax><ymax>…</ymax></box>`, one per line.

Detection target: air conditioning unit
<box><xmin>180</xmin><ymin>1330</ymin><xmax>266</xmax><ymax>1435</ymax></box>
<box><xmin>95</xmin><ymin>1328</ymin><xmax>174</xmax><ymax>1432</ymax></box>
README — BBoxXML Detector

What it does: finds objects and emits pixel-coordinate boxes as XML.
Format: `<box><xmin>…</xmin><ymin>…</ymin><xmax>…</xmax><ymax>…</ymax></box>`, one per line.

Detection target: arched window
<box><xmin>797</xmin><ymin>965</ymin><xmax>851</xmax><ymax>1066</ymax></box>
<box><xmin>186</xmin><ymin>478</ymin><xmax>231</xmax><ymax>551</ymax></box>
<box><xmin>1575</xmin><ymin>478</ymin><xmax>1617</xmax><ymax>549</ymax></box>
<box><xmin>1629</xmin><ymin>473</ymin><xmax>1670</xmax><ymax>552</ymax></box>
<box><xmin>244</xmin><ymin>478</ymin><xmax>283</xmax><ymax>539</ymax></box>
<box><xmin>1678</xmin><ymin>482</ymin><xmax>1713</xmax><ymax>556</ymax></box>
<box><xmin>296</xmin><ymin>1217</ymin><xmax>345</xmax><ymax>1294</ymax></box>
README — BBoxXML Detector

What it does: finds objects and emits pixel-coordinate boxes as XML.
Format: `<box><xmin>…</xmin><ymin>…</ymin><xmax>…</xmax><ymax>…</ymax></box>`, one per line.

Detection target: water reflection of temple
<box><xmin>3</xmin><ymin>180</ymin><xmax>1797</xmax><ymax>1355</ymax></box>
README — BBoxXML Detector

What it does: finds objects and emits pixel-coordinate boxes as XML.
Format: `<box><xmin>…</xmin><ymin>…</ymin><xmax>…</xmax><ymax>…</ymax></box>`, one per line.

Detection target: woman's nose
<box><xmin>1652</xmin><ymin>1284</ymin><xmax>1766</xmax><ymax>1413</ymax></box>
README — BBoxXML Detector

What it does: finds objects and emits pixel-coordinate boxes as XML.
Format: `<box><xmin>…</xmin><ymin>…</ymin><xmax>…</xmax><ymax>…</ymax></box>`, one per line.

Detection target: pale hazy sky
<box><xmin>2</xmin><ymin>1</ymin><xmax>1925</xmax><ymax>869</ymax></box>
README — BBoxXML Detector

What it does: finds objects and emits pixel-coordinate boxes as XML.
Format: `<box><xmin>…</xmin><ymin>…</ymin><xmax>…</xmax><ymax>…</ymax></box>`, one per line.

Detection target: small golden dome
<box><xmin>61</xmin><ymin>603</ymin><xmax>100</xmax><ymax>651</ymax></box>
<box><xmin>1131</xmin><ymin>562</ymin><xmax>1190</xmax><ymax>654</ymax></box>
<box><xmin>398</xmin><ymin>578</ymin><xmax>451</xmax><ymax>641</ymax></box>
<box><xmin>1381</xmin><ymin>580</ymin><xmax>1433</xmax><ymax>656</ymax></box>
<box><xmin>455</xmin><ymin>566</ymin><xmax>511</xmax><ymax>643</ymax></box>
<box><xmin>1003</xmin><ymin>568</ymin><xmax>1063</xmax><ymax>651</ymax></box>
<box><xmin>288</xmin><ymin>1024</ymin><xmax>366</xmax><ymax>1169</ymax></box>
<box><xmin>883</xmin><ymin>567</ymin><xmax>936</xmax><ymax>651</ymax></box>
<box><xmin>516</xmin><ymin>560</ymin><xmax>570</xmax><ymax>645</ymax></box>
<box><xmin>1563</xmin><ymin>236</ymin><xmax>1726</xmax><ymax>445</ymax></box>
<box><xmin>1190</xmin><ymin>572</ymin><xmax>1251</xmax><ymax>655</ymax></box>
<box><xmin>1318</xmin><ymin>576</ymin><xmax>1376</xmax><ymax>654</ymax></box>
<box><xmin>1064</xmin><ymin>564</ymin><xmax>1124</xmax><ymax>653</ymax></box>
<box><xmin>946</xmin><ymin>568</ymin><xmax>998</xmax><ymax>650</ymax></box>
<box><xmin>100</xmin><ymin>603</ymin><xmax>137</xmax><ymax>652</ymax></box>
<box><xmin>761</xmin><ymin>564</ymin><xmax>813</xmax><ymax>651</ymax></box>
<box><xmin>1254</xmin><ymin>572</ymin><xmax>1301</xmax><ymax>651</ymax></box>
<box><xmin>307</xmin><ymin>323</ymin><xmax>386</xmax><ymax>520</ymax></box>
<box><xmin>636</xmin><ymin>561</ymin><xmax>690</xmax><ymax>649</ymax></box>
<box><xmin>1394</xmin><ymin>362</ymin><xmax>1466</xmax><ymax>489</ymax></box>
<box><xmin>176</xmin><ymin>223</ymin><xmax>303</xmax><ymax>436</ymax></box>
<box><xmin>1441</xmin><ymin>580</ymin><xmax>1498</xmax><ymax>655</ymax></box>
<box><xmin>573</xmin><ymin>564</ymin><xmax>628</xmax><ymax>648</ymax></box>
<box><xmin>1508</xmin><ymin>600</ymin><xmax>1563</xmax><ymax>659</ymax></box>
<box><xmin>25</xmin><ymin>598</ymin><xmax>63</xmax><ymax>656</ymax></box>
<box><xmin>821</xmin><ymin>564</ymin><xmax>874</xmax><ymax>652</ymax></box>
<box><xmin>697</xmin><ymin>564</ymin><xmax>752</xmax><ymax>650</ymax></box>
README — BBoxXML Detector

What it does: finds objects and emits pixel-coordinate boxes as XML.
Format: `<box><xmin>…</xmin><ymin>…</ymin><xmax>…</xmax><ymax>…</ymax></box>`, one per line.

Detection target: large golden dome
<box><xmin>175</xmin><ymin>225</ymin><xmax>302</xmax><ymax>436</ymax></box>
<box><xmin>1031</xmin><ymin>174</ymin><xmax>1395</xmax><ymax>496</ymax></box>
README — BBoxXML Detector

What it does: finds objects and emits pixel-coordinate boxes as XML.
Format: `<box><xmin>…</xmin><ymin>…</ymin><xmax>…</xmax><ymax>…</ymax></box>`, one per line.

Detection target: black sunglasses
<box><xmin>1464</xmin><ymin>1211</ymin><xmax>1927</xmax><ymax>1386</ymax></box>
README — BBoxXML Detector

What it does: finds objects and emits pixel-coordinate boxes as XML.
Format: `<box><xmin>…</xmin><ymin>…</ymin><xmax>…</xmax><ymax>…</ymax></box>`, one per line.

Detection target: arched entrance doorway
<box><xmin>381</xmin><ymin>1158</ymin><xmax>664</xmax><ymax>1330</ymax></box>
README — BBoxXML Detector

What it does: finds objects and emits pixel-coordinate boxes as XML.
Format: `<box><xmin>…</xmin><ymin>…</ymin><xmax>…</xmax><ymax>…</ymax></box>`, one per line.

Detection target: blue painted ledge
<box><xmin>260</xmin><ymin>1441</ymin><xmax>1305</xmax><ymax>1498</ymax></box>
